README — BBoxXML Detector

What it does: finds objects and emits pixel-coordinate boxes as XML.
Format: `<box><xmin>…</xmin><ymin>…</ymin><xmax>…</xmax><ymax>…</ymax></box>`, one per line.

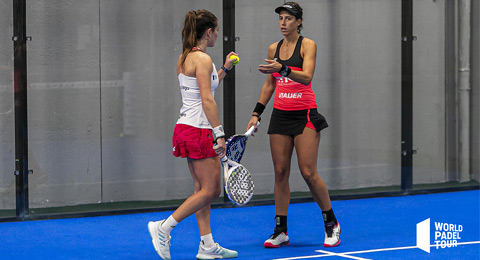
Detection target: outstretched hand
<box><xmin>258</xmin><ymin>59</ymin><xmax>282</xmax><ymax>74</ymax></box>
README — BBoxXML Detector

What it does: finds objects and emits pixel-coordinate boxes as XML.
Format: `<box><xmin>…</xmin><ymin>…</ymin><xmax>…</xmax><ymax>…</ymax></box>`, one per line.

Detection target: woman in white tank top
<box><xmin>147</xmin><ymin>9</ymin><xmax>240</xmax><ymax>260</ymax></box>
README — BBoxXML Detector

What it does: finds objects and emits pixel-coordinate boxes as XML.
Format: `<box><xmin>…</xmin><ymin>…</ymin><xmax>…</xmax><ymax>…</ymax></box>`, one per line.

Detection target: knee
<box><xmin>300</xmin><ymin>169</ymin><xmax>319</xmax><ymax>184</ymax></box>
<box><xmin>205</xmin><ymin>185</ymin><xmax>221</xmax><ymax>201</ymax></box>
<box><xmin>274</xmin><ymin>167</ymin><xmax>290</xmax><ymax>183</ymax></box>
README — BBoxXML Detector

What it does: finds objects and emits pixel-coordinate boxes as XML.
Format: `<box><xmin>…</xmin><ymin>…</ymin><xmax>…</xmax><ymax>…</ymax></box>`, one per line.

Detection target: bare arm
<box><xmin>195</xmin><ymin>53</ymin><xmax>226</xmax><ymax>153</ymax></box>
<box><xmin>258</xmin><ymin>43</ymin><xmax>278</xmax><ymax>106</ymax></box>
<box><xmin>196</xmin><ymin>54</ymin><xmax>221</xmax><ymax>129</ymax></box>
<box><xmin>247</xmin><ymin>44</ymin><xmax>278</xmax><ymax>131</ymax></box>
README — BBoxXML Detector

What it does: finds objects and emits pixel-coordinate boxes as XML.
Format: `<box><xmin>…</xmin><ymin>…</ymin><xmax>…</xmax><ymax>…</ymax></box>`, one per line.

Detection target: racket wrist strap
<box><xmin>253</xmin><ymin>102</ymin><xmax>265</xmax><ymax>116</ymax></box>
<box><xmin>213</xmin><ymin>125</ymin><xmax>225</xmax><ymax>140</ymax></box>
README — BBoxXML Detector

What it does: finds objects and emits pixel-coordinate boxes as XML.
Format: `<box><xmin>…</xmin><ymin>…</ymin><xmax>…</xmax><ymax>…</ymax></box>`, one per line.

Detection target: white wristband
<box><xmin>213</xmin><ymin>125</ymin><xmax>225</xmax><ymax>139</ymax></box>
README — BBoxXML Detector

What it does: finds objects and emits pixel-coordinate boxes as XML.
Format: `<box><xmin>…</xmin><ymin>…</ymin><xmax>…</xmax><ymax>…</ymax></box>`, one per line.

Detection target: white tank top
<box><xmin>176</xmin><ymin>63</ymin><xmax>219</xmax><ymax>129</ymax></box>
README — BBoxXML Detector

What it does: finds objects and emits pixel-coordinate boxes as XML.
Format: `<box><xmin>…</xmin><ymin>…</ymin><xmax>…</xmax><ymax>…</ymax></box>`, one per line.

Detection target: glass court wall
<box><xmin>1</xmin><ymin>0</ymin><xmax>479</xmax><ymax>220</ymax></box>
<box><xmin>0</xmin><ymin>0</ymin><xmax>15</xmax><ymax>216</ymax></box>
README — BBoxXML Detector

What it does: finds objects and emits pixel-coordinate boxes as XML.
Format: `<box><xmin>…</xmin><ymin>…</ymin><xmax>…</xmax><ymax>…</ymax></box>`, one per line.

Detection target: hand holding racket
<box><xmin>212</xmin><ymin>136</ymin><xmax>226</xmax><ymax>157</ymax></box>
<box><xmin>226</xmin><ymin>120</ymin><xmax>261</xmax><ymax>163</ymax></box>
<box><xmin>220</xmin><ymin>156</ymin><xmax>254</xmax><ymax>206</ymax></box>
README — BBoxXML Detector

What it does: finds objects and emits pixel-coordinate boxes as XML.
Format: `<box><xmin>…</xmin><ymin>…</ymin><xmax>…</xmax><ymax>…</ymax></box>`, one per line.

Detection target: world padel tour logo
<box><xmin>416</xmin><ymin>218</ymin><xmax>464</xmax><ymax>253</ymax></box>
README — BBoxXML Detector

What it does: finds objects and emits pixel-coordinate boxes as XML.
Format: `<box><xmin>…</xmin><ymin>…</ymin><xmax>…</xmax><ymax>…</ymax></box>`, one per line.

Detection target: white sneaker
<box><xmin>148</xmin><ymin>220</ymin><xmax>171</xmax><ymax>259</ymax></box>
<box><xmin>196</xmin><ymin>242</ymin><xmax>238</xmax><ymax>259</ymax></box>
<box><xmin>324</xmin><ymin>221</ymin><xmax>341</xmax><ymax>247</ymax></box>
<box><xmin>264</xmin><ymin>232</ymin><xmax>290</xmax><ymax>248</ymax></box>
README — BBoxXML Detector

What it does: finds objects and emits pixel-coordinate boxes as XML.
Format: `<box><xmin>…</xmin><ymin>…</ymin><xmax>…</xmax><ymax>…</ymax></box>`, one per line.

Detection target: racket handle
<box><xmin>245</xmin><ymin>126</ymin><xmax>255</xmax><ymax>136</ymax></box>
<box><xmin>220</xmin><ymin>156</ymin><xmax>228</xmax><ymax>162</ymax></box>
<box><xmin>245</xmin><ymin>121</ymin><xmax>261</xmax><ymax>136</ymax></box>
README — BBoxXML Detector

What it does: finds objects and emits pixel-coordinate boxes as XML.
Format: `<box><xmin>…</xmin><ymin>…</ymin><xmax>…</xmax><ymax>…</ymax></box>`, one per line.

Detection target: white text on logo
<box><xmin>434</xmin><ymin>222</ymin><xmax>463</xmax><ymax>249</ymax></box>
<box><xmin>279</xmin><ymin>92</ymin><xmax>303</xmax><ymax>99</ymax></box>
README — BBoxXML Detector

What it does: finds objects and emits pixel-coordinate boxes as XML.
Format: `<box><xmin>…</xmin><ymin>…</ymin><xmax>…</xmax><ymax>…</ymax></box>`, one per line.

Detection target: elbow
<box><xmin>296</xmin><ymin>73</ymin><xmax>312</xmax><ymax>85</ymax></box>
<box><xmin>301</xmin><ymin>78</ymin><xmax>312</xmax><ymax>86</ymax></box>
<box><xmin>201</xmin><ymin>98</ymin><xmax>216</xmax><ymax>110</ymax></box>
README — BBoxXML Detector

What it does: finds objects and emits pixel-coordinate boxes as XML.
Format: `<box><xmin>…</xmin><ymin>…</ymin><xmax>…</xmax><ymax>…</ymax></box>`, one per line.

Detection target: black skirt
<box><xmin>267</xmin><ymin>108</ymin><xmax>328</xmax><ymax>136</ymax></box>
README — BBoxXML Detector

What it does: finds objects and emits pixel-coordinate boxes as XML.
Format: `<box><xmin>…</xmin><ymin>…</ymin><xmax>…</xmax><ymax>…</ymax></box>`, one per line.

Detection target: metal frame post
<box><xmin>13</xmin><ymin>0</ymin><xmax>30</xmax><ymax>219</ymax></box>
<box><xmin>222</xmin><ymin>0</ymin><xmax>235</xmax><ymax>203</ymax></box>
<box><xmin>222</xmin><ymin>0</ymin><xmax>236</xmax><ymax>138</ymax></box>
<box><xmin>401</xmin><ymin>0</ymin><xmax>414</xmax><ymax>193</ymax></box>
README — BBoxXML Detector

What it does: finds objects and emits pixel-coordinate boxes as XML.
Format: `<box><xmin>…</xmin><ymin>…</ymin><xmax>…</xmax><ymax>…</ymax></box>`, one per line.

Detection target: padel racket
<box><xmin>221</xmin><ymin>156</ymin><xmax>254</xmax><ymax>206</ymax></box>
<box><xmin>226</xmin><ymin>121</ymin><xmax>260</xmax><ymax>163</ymax></box>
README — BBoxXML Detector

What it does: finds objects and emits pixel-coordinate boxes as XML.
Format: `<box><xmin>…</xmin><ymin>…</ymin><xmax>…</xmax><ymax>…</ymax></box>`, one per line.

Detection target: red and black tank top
<box><xmin>272</xmin><ymin>36</ymin><xmax>317</xmax><ymax>111</ymax></box>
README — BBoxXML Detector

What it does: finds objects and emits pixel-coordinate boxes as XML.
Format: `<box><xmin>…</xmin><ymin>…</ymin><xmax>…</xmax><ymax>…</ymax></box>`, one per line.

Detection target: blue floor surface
<box><xmin>0</xmin><ymin>190</ymin><xmax>479</xmax><ymax>260</ymax></box>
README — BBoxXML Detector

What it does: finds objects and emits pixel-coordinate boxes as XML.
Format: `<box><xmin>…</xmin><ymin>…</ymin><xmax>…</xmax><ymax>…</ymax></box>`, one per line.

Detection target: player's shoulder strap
<box><xmin>273</xmin><ymin>39</ymin><xmax>284</xmax><ymax>60</ymax></box>
<box><xmin>293</xmin><ymin>36</ymin><xmax>304</xmax><ymax>57</ymax></box>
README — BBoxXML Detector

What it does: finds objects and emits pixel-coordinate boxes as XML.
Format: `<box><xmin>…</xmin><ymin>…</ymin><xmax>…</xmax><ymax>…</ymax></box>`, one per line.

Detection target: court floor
<box><xmin>0</xmin><ymin>190</ymin><xmax>479</xmax><ymax>260</ymax></box>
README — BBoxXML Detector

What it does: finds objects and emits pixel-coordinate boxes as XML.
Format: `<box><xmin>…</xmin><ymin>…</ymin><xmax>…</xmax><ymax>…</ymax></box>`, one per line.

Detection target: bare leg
<box><xmin>294</xmin><ymin>128</ymin><xmax>332</xmax><ymax>211</ymax></box>
<box><xmin>171</xmin><ymin>157</ymin><xmax>221</xmax><ymax>227</ymax></box>
<box><xmin>269</xmin><ymin>134</ymin><xmax>295</xmax><ymax>216</ymax></box>
<box><xmin>187</xmin><ymin>159</ymin><xmax>213</xmax><ymax>236</ymax></box>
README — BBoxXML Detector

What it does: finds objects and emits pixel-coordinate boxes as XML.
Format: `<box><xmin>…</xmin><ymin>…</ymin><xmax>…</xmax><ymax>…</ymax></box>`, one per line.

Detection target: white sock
<box><xmin>200</xmin><ymin>233</ymin><xmax>215</xmax><ymax>248</ymax></box>
<box><xmin>159</xmin><ymin>215</ymin><xmax>178</xmax><ymax>234</ymax></box>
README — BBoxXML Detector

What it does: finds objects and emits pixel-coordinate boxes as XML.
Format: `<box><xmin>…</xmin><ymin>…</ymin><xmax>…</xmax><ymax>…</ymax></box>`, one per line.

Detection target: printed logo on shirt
<box><xmin>279</xmin><ymin>92</ymin><xmax>303</xmax><ymax>99</ymax></box>
<box><xmin>212</xmin><ymin>75</ymin><xmax>218</xmax><ymax>81</ymax></box>
<box><xmin>276</xmin><ymin>77</ymin><xmax>294</xmax><ymax>84</ymax></box>
<box><xmin>181</xmin><ymin>86</ymin><xmax>190</xmax><ymax>91</ymax></box>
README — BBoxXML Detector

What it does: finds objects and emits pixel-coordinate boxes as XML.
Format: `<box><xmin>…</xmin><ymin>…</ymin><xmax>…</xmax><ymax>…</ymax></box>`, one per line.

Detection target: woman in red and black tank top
<box><xmin>247</xmin><ymin>1</ymin><xmax>341</xmax><ymax>249</ymax></box>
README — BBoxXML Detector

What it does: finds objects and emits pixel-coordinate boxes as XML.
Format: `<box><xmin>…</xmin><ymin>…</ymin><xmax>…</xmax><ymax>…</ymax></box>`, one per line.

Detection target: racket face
<box><xmin>226</xmin><ymin>136</ymin><xmax>247</xmax><ymax>163</ymax></box>
<box><xmin>225</xmin><ymin>165</ymin><xmax>254</xmax><ymax>206</ymax></box>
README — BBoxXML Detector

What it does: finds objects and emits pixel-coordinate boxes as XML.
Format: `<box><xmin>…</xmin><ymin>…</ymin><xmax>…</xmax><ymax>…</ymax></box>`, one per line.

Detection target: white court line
<box><xmin>271</xmin><ymin>241</ymin><xmax>480</xmax><ymax>260</ymax></box>
<box><xmin>316</xmin><ymin>250</ymin><xmax>371</xmax><ymax>260</ymax></box>
<box><xmin>326</xmin><ymin>241</ymin><xmax>480</xmax><ymax>255</ymax></box>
